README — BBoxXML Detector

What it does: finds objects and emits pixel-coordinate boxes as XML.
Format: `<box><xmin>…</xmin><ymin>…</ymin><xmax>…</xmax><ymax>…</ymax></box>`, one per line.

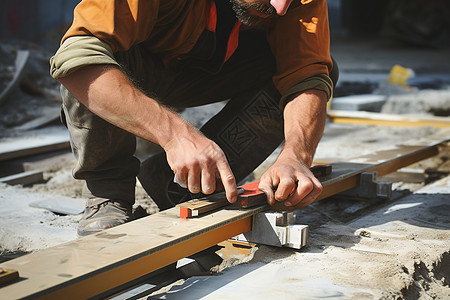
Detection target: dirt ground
<box><xmin>0</xmin><ymin>36</ymin><xmax>449</xmax><ymax>299</ymax></box>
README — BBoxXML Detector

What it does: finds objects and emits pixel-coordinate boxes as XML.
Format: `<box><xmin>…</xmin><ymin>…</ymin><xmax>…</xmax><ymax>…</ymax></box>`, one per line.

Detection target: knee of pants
<box><xmin>59</xmin><ymin>84</ymin><xmax>138</xmax><ymax>175</ymax></box>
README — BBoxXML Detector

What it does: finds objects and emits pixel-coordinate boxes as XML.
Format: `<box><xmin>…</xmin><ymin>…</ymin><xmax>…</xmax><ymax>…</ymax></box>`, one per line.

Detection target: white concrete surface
<box><xmin>149</xmin><ymin>176</ymin><xmax>450</xmax><ymax>299</ymax></box>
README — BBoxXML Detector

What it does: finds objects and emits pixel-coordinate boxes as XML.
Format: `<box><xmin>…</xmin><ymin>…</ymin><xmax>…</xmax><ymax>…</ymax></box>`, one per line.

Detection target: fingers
<box><xmin>286</xmin><ymin>175</ymin><xmax>322</xmax><ymax>209</ymax></box>
<box><xmin>260</xmin><ymin>169</ymin><xmax>323</xmax><ymax>209</ymax></box>
<box><xmin>185</xmin><ymin>165</ymin><xmax>218</xmax><ymax>195</ymax></box>
<box><xmin>274</xmin><ymin>177</ymin><xmax>296</xmax><ymax>202</ymax></box>
<box><xmin>258</xmin><ymin>180</ymin><xmax>276</xmax><ymax>205</ymax></box>
<box><xmin>171</xmin><ymin>146</ymin><xmax>235</xmax><ymax>201</ymax></box>
<box><xmin>201</xmin><ymin>169</ymin><xmax>216</xmax><ymax>194</ymax></box>
<box><xmin>187</xmin><ymin>167</ymin><xmax>201</xmax><ymax>194</ymax></box>
<box><xmin>173</xmin><ymin>173</ymin><xmax>187</xmax><ymax>189</ymax></box>
<box><xmin>216</xmin><ymin>160</ymin><xmax>238</xmax><ymax>203</ymax></box>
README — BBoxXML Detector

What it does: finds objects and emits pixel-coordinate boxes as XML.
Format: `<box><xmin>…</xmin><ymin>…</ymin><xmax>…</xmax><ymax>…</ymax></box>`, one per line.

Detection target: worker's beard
<box><xmin>230</xmin><ymin>0</ymin><xmax>277</xmax><ymax>26</ymax></box>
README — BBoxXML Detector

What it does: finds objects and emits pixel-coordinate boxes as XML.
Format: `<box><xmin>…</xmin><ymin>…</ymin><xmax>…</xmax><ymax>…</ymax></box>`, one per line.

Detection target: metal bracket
<box><xmin>232</xmin><ymin>211</ymin><xmax>308</xmax><ymax>249</ymax></box>
<box><xmin>340</xmin><ymin>171</ymin><xmax>392</xmax><ymax>199</ymax></box>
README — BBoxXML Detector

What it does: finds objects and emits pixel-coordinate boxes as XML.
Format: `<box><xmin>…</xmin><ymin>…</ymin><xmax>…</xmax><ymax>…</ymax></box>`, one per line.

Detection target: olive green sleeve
<box><xmin>50</xmin><ymin>36</ymin><xmax>120</xmax><ymax>79</ymax></box>
<box><xmin>279</xmin><ymin>73</ymin><xmax>333</xmax><ymax>110</ymax></box>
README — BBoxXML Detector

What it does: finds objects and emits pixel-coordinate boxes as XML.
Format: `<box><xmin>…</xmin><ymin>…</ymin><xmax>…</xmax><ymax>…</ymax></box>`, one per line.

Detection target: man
<box><xmin>50</xmin><ymin>0</ymin><xmax>338</xmax><ymax>236</ymax></box>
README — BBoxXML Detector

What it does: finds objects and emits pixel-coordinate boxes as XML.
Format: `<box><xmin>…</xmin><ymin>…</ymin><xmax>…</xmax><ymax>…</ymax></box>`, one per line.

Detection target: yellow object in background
<box><xmin>387</xmin><ymin>64</ymin><xmax>414</xmax><ymax>86</ymax></box>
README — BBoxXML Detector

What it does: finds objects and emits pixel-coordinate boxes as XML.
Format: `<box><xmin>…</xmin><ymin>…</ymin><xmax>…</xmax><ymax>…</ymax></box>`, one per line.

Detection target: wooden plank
<box><xmin>380</xmin><ymin>171</ymin><xmax>426</xmax><ymax>184</ymax></box>
<box><xmin>13</xmin><ymin>106</ymin><xmax>61</xmax><ymax>131</ymax></box>
<box><xmin>216</xmin><ymin>240</ymin><xmax>256</xmax><ymax>259</ymax></box>
<box><xmin>314</xmin><ymin>140</ymin><xmax>445</xmax><ymax>201</ymax></box>
<box><xmin>0</xmin><ymin>170</ymin><xmax>43</xmax><ymax>186</ymax></box>
<box><xmin>177</xmin><ymin>187</ymin><xmax>245</xmax><ymax>219</ymax></box>
<box><xmin>23</xmin><ymin>151</ymin><xmax>75</xmax><ymax>173</ymax></box>
<box><xmin>0</xmin><ymin>209</ymin><xmax>253</xmax><ymax>300</ymax></box>
<box><xmin>330</xmin><ymin>94</ymin><xmax>386</xmax><ymax>111</ymax></box>
<box><xmin>0</xmin><ymin>131</ymin><xmax>70</xmax><ymax>161</ymax></box>
<box><xmin>0</xmin><ymin>268</ymin><xmax>19</xmax><ymax>286</ymax></box>
<box><xmin>0</xmin><ymin>130</ymin><xmax>448</xmax><ymax>299</ymax></box>
<box><xmin>328</xmin><ymin>110</ymin><xmax>450</xmax><ymax>129</ymax></box>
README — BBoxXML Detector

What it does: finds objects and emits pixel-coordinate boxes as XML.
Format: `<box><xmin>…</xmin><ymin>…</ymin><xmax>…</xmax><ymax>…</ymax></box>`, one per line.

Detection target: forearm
<box><xmin>58</xmin><ymin>64</ymin><xmax>238</xmax><ymax>201</ymax></box>
<box><xmin>281</xmin><ymin>89</ymin><xmax>327</xmax><ymax>166</ymax></box>
<box><xmin>58</xmin><ymin>64</ymin><xmax>198</xmax><ymax>149</ymax></box>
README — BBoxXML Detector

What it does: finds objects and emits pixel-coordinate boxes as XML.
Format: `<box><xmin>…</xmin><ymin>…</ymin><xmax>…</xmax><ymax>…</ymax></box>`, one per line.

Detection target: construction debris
<box><xmin>0</xmin><ymin>50</ymin><xmax>29</xmax><ymax>106</ymax></box>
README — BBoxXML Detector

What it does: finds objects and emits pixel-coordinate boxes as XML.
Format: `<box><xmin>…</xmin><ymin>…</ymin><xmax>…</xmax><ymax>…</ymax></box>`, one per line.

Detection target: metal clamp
<box><xmin>340</xmin><ymin>171</ymin><xmax>392</xmax><ymax>199</ymax></box>
<box><xmin>232</xmin><ymin>211</ymin><xmax>308</xmax><ymax>249</ymax></box>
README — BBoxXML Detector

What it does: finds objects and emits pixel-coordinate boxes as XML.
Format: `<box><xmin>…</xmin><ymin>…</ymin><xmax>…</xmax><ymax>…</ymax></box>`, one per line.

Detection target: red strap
<box><xmin>240</xmin><ymin>181</ymin><xmax>263</xmax><ymax>196</ymax></box>
<box><xmin>206</xmin><ymin>2</ymin><xmax>217</xmax><ymax>32</ymax></box>
<box><xmin>240</xmin><ymin>180</ymin><xmax>296</xmax><ymax>196</ymax></box>
<box><xmin>224</xmin><ymin>21</ymin><xmax>242</xmax><ymax>62</ymax></box>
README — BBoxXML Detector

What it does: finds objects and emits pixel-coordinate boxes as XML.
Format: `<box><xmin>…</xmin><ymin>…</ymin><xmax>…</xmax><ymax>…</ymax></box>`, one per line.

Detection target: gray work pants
<box><xmin>60</xmin><ymin>30</ymin><xmax>286</xmax><ymax>209</ymax></box>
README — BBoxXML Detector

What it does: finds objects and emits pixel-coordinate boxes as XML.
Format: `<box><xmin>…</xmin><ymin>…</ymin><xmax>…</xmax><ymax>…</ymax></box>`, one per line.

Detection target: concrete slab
<box><xmin>0</xmin><ymin>184</ymin><xmax>81</xmax><ymax>252</ymax></box>
<box><xmin>331</xmin><ymin>94</ymin><xmax>387</xmax><ymax>111</ymax></box>
<box><xmin>29</xmin><ymin>197</ymin><xmax>84</xmax><ymax>215</ymax></box>
<box><xmin>0</xmin><ymin>127</ymin><xmax>70</xmax><ymax>161</ymax></box>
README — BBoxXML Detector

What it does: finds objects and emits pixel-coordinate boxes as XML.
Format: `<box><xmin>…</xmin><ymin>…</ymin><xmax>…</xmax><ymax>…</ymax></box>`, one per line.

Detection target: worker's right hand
<box><xmin>163</xmin><ymin>131</ymin><xmax>238</xmax><ymax>204</ymax></box>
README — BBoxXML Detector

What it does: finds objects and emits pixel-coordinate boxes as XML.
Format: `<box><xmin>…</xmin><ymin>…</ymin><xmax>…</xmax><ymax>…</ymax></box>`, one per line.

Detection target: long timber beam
<box><xmin>317</xmin><ymin>139</ymin><xmax>444</xmax><ymax>200</ymax></box>
<box><xmin>327</xmin><ymin>110</ymin><xmax>450</xmax><ymax>129</ymax></box>
<box><xmin>1</xmin><ymin>130</ymin><xmax>449</xmax><ymax>299</ymax></box>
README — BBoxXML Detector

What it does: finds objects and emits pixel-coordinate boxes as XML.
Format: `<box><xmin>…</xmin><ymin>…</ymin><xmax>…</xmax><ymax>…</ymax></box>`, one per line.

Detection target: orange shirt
<box><xmin>62</xmin><ymin>0</ymin><xmax>332</xmax><ymax>95</ymax></box>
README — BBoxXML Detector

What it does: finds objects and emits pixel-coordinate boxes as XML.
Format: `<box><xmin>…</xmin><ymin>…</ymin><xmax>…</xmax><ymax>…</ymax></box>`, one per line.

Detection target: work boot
<box><xmin>77</xmin><ymin>198</ymin><xmax>133</xmax><ymax>237</ymax></box>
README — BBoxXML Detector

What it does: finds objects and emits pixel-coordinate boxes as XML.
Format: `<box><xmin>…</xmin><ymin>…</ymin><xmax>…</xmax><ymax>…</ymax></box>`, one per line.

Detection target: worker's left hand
<box><xmin>258</xmin><ymin>151</ymin><xmax>322</xmax><ymax>209</ymax></box>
